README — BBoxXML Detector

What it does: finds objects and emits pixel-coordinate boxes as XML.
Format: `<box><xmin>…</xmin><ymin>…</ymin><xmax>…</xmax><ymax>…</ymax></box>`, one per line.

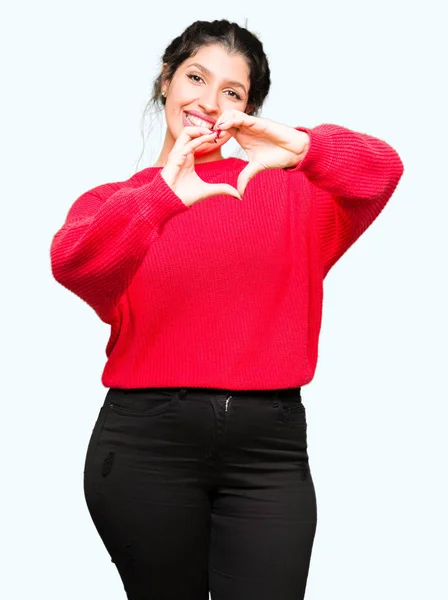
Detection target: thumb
<box><xmin>236</xmin><ymin>162</ymin><xmax>264</xmax><ymax>197</ymax></box>
<box><xmin>203</xmin><ymin>183</ymin><xmax>242</xmax><ymax>201</ymax></box>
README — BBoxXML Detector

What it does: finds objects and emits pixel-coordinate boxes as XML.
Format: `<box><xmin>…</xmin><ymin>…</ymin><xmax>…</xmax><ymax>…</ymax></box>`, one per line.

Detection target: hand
<box><xmin>161</xmin><ymin>125</ymin><xmax>242</xmax><ymax>206</ymax></box>
<box><xmin>213</xmin><ymin>110</ymin><xmax>310</xmax><ymax>197</ymax></box>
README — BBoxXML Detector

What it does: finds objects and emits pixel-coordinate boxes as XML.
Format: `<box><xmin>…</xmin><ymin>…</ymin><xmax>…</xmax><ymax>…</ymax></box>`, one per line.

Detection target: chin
<box><xmin>195</xmin><ymin>143</ymin><xmax>221</xmax><ymax>156</ymax></box>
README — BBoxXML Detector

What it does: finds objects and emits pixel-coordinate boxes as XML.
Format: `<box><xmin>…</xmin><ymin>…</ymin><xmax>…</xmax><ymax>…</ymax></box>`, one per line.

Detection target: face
<box><xmin>159</xmin><ymin>44</ymin><xmax>251</xmax><ymax>164</ymax></box>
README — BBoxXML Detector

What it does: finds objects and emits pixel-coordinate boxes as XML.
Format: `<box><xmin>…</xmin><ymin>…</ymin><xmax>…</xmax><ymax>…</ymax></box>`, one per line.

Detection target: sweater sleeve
<box><xmin>286</xmin><ymin>123</ymin><xmax>404</xmax><ymax>277</ymax></box>
<box><xmin>50</xmin><ymin>170</ymin><xmax>189</xmax><ymax>322</ymax></box>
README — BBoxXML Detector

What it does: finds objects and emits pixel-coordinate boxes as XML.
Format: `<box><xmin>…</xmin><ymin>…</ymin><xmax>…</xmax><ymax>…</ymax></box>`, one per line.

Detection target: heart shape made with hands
<box><xmin>208</xmin><ymin>110</ymin><xmax>310</xmax><ymax>197</ymax></box>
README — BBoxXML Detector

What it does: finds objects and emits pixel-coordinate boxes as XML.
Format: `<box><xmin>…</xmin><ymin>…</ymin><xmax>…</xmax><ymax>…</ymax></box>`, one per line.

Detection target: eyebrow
<box><xmin>186</xmin><ymin>62</ymin><xmax>247</xmax><ymax>94</ymax></box>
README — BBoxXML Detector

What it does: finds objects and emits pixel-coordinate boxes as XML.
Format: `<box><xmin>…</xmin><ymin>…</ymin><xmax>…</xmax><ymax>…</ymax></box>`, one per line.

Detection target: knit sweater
<box><xmin>50</xmin><ymin>123</ymin><xmax>404</xmax><ymax>390</ymax></box>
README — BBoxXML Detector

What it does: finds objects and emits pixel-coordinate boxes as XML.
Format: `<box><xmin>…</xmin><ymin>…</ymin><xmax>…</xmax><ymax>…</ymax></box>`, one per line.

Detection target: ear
<box><xmin>245</xmin><ymin>104</ymin><xmax>255</xmax><ymax>115</ymax></box>
<box><xmin>161</xmin><ymin>63</ymin><xmax>169</xmax><ymax>86</ymax></box>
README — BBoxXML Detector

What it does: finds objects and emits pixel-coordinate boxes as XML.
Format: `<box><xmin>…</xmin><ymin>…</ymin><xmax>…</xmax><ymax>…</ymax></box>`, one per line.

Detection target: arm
<box><xmin>286</xmin><ymin>123</ymin><xmax>404</xmax><ymax>277</ymax></box>
<box><xmin>50</xmin><ymin>171</ymin><xmax>189</xmax><ymax>322</ymax></box>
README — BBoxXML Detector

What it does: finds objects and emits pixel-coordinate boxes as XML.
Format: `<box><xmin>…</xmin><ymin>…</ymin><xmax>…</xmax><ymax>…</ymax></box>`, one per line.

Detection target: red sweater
<box><xmin>50</xmin><ymin>124</ymin><xmax>404</xmax><ymax>390</ymax></box>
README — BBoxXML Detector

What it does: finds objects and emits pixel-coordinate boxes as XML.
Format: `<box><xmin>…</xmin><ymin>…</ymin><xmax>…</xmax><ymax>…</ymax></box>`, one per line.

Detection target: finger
<box><xmin>236</xmin><ymin>163</ymin><xmax>264</xmax><ymax>197</ymax></box>
<box><xmin>182</xmin><ymin>125</ymin><xmax>216</xmax><ymax>137</ymax></box>
<box><xmin>215</xmin><ymin>119</ymin><xmax>235</xmax><ymax>131</ymax></box>
<box><xmin>212</xmin><ymin>110</ymin><xmax>233</xmax><ymax>129</ymax></box>
<box><xmin>179</xmin><ymin>126</ymin><xmax>216</xmax><ymax>142</ymax></box>
<box><xmin>216</xmin><ymin>112</ymin><xmax>257</xmax><ymax>131</ymax></box>
<box><xmin>212</xmin><ymin>183</ymin><xmax>242</xmax><ymax>200</ymax></box>
<box><xmin>205</xmin><ymin>183</ymin><xmax>242</xmax><ymax>201</ymax></box>
<box><xmin>173</xmin><ymin>128</ymin><xmax>217</xmax><ymax>153</ymax></box>
<box><xmin>214</xmin><ymin>109</ymin><xmax>239</xmax><ymax>128</ymax></box>
<box><xmin>183</xmin><ymin>131</ymin><xmax>218</xmax><ymax>153</ymax></box>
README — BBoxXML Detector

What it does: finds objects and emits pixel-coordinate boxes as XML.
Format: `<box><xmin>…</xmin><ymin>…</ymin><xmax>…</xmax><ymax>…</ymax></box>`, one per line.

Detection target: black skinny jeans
<box><xmin>83</xmin><ymin>386</ymin><xmax>317</xmax><ymax>599</ymax></box>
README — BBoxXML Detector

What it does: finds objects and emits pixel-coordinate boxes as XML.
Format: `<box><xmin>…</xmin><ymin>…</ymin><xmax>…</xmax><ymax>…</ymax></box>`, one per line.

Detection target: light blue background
<box><xmin>2</xmin><ymin>0</ymin><xmax>446</xmax><ymax>598</ymax></box>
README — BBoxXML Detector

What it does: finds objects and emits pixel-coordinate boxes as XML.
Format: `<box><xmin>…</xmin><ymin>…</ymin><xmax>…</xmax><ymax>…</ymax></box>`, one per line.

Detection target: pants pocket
<box><xmin>107</xmin><ymin>388</ymin><xmax>179</xmax><ymax>417</ymax></box>
<box><xmin>277</xmin><ymin>396</ymin><xmax>307</xmax><ymax>429</ymax></box>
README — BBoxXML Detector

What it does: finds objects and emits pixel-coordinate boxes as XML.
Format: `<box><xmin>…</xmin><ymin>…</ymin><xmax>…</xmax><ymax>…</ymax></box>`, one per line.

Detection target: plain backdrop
<box><xmin>2</xmin><ymin>0</ymin><xmax>447</xmax><ymax>599</ymax></box>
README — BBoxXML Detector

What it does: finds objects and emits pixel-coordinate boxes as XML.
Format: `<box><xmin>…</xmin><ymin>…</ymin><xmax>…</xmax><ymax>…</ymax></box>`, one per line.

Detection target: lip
<box><xmin>184</xmin><ymin>110</ymin><xmax>217</xmax><ymax>127</ymax></box>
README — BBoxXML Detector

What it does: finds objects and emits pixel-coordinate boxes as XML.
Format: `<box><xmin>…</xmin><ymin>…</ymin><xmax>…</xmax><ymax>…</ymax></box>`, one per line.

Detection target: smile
<box><xmin>184</xmin><ymin>112</ymin><xmax>216</xmax><ymax>128</ymax></box>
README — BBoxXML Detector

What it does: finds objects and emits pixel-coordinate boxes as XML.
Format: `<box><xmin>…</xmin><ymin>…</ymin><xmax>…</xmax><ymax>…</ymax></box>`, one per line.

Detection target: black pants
<box><xmin>83</xmin><ymin>386</ymin><xmax>317</xmax><ymax>599</ymax></box>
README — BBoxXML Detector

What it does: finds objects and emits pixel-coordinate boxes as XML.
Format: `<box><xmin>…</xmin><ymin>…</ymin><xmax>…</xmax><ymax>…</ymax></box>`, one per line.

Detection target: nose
<box><xmin>197</xmin><ymin>87</ymin><xmax>220</xmax><ymax>116</ymax></box>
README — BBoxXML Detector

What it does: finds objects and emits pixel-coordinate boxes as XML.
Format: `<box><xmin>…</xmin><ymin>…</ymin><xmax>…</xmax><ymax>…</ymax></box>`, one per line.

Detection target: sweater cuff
<box><xmin>287</xmin><ymin>125</ymin><xmax>336</xmax><ymax>178</ymax></box>
<box><xmin>129</xmin><ymin>170</ymin><xmax>189</xmax><ymax>231</ymax></box>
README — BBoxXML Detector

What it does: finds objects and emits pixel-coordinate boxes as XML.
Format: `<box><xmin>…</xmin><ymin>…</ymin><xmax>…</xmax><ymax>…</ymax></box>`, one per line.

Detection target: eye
<box><xmin>186</xmin><ymin>73</ymin><xmax>242</xmax><ymax>101</ymax></box>
<box><xmin>227</xmin><ymin>90</ymin><xmax>242</xmax><ymax>101</ymax></box>
<box><xmin>187</xmin><ymin>74</ymin><xmax>204</xmax><ymax>84</ymax></box>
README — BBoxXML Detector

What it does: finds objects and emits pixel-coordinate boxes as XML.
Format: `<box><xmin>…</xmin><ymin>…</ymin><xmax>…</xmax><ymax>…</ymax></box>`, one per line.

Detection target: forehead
<box><xmin>182</xmin><ymin>44</ymin><xmax>250</xmax><ymax>82</ymax></box>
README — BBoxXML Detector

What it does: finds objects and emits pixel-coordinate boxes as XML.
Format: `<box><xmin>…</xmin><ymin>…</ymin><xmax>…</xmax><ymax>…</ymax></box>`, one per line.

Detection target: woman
<box><xmin>50</xmin><ymin>19</ymin><xmax>404</xmax><ymax>600</ymax></box>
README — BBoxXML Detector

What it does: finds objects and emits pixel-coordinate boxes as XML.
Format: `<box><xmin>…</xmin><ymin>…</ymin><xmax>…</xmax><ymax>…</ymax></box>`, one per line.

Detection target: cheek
<box><xmin>165</xmin><ymin>108</ymin><xmax>183</xmax><ymax>137</ymax></box>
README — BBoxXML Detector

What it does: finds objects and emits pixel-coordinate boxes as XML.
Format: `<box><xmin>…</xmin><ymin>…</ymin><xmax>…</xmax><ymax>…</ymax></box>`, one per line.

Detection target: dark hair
<box><xmin>136</xmin><ymin>19</ymin><xmax>271</xmax><ymax>169</ymax></box>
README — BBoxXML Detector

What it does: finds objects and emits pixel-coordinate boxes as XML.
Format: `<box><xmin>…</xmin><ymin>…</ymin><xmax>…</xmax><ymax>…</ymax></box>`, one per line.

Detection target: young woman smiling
<box><xmin>50</xmin><ymin>18</ymin><xmax>404</xmax><ymax>600</ymax></box>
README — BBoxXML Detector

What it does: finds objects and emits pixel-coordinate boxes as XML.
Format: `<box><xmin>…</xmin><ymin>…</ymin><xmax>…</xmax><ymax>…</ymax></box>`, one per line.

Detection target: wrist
<box><xmin>291</xmin><ymin>130</ymin><xmax>310</xmax><ymax>165</ymax></box>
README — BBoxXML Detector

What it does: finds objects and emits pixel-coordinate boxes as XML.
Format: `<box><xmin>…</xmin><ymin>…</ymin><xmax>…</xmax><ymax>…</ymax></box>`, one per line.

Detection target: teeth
<box><xmin>185</xmin><ymin>113</ymin><xmax>214</xmax><ymax>128</ymax></box>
